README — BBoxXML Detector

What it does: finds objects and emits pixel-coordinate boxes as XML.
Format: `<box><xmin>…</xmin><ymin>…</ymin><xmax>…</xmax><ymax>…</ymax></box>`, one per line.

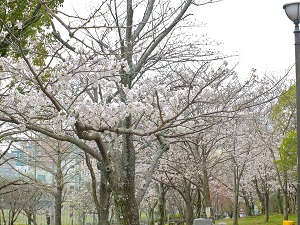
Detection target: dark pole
<box><xmin>295</xmin><ymin>21</ymin><xmax>300</xmax><ymax>225</ymax></box>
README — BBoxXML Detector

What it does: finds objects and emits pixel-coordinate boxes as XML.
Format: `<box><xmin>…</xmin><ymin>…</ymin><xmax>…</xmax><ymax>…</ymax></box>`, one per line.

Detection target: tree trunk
<box><xmin>9</xmin><ymin>210</ymin><xmax>20</xmax><ymax>225</ymax></box>
<box><xmin>241</xmin><ymin>189</ymin><xmax>253</xmax><ymax>216</ymax></box>
<box><xmin>54</xmin><ymin>187</ymin><xmax>63</xmax><ymax>225</ymax></box>
<box><xmin>99</xmin><ymin>176</ymin><xmax>111</xmax><ymax>225</ymax></box>
<box><xmin>147</xmin><ymin>203</ymin><xmax>156</xmax><ymax>225</ymax></box>
<box><xmin>269</xmin><ymin>148</ymin><xmax>289</xmax><ymax>219</ymax></box>
<box><xmin>277</xmin><ymin>189</ymin><xmax>283</xmax><ymax>214</ymax></box>
<box><xmin>81</xmin><ymin>212</ymin><xmax>86</xmax><ymax>225</ymax></box>
<box><xmin>114</xmin><ymin>192</ymin><xmax>139</xmax><ymax>225</ymax></box>
<box><xmin>283</xmin><ymin>172</ymin><xmax>289</xmax><ymax>220</ymax></box>
<box><xmin>26</xmin><ymin>211</ymin><xmax>32</xmax><ymax>225</ymax></box>
<box><xmin>25</xmin><ymin>210</ymin><xmax>37</xmax><ymax>225</ymax></box>
<box><xmin>202</xmin><ymin>158</ymin><xmax>214</xmax><ymax>223</ymax></box>
<box><xmin>232</xmin><ymin>166</ymin><xmax>239</xmax><ymax>225</ymax></box>
<box><xmin>264</xmin><ymin>190</ymin><xmax>269</xmax><ymax>222</ymax></box>
<box><xmin>1</xmin><ymin>209</ymin><xmax>6</xmax><ymax>225</ymax></box>
<box><xmin>183</xmin><ymin>180</ymin><xmax>194</xmax><ymax>225</ymax></box>
<box><xmin>113</xmin><ymin>116</ymin><xmax>140</xmax><ymax>225</ymax></box>
<box><xmin>185</xmin><ymin>200</ymin><xmax>194</xmax><ymax>225</ymax></box>
<box><xmin>195</xmin><ymin>188</ymin><xmax>202</xmax><ymax>218</ymax></box>
<box><xmin>86</xmin><ymin>153</ymin><xmax>111</xmax><ymax>225</ymax></box>
<box><xmin>158</xmin><ymin>183</ymin><xmax>166</xmax><ymax>225</ymax></box>
<box><xmin>55</xmin><ymin>147</ymin><xmax>64</xmax><ymax>225</ymax></box>
<box><xmin>253</xmin><ymin>177</ymin><xmax>265</xmax><ymax>214</ymax></box>
<box><xmin>33</xmin><ymin>211</ymin><xmax>37</xmax><ymax>225</ymax></box>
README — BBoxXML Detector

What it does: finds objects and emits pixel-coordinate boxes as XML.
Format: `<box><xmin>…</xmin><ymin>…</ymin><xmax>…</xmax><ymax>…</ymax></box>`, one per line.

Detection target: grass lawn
<box><xmin>216</xmin><ymin>214</ymin><xmax>297</xmax><ymax>225</ymax></box>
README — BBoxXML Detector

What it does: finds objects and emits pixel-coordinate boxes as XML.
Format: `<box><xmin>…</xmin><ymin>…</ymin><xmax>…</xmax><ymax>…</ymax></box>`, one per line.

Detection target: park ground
<box><xmin>217</xmin><ymin>214</ymin><xmax>297</xmax><ymax>225</ymax></box>
<box><xmin>7</xmin><ymin>213</ymin><xmax>298</xmax><ymax>225</ymax></box>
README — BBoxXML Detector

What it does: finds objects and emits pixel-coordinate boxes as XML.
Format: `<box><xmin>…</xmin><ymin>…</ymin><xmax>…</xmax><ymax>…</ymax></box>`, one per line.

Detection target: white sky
<box><xmin>196</xmin><ymin>0</ymin><xmax>296</xmax><ymax>78</ymax></box>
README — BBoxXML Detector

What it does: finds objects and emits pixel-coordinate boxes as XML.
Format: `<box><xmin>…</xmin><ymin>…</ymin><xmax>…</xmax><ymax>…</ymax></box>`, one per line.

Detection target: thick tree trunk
<box><xmin>113</xmin><ymin>116</ymin><xmax>139</xmax><ymax>225</ymax></box>
<box><xmin>99</xmin><ymin>177</ymin><xmax>111</xmax><ymax>225</ymax></box>
<box><xmin>185</xmin><ymin>200</ymin><xmax>194</xmax><ymax>225</ymax></box>
<box><xmin>114</xmin><ymin>194</ymin><xmax>139</xmax><ymax>225</ymax></box>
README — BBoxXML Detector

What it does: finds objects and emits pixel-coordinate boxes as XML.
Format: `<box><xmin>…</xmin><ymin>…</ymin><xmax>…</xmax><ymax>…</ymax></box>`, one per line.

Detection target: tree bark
<box><xmin>113</xmin><ymin>116</ymin><xmax>140</xmax><ymax>225</ymax></box>
<box><xmin>241</xmin><ymin>189</ymin><xmax>253</xmax><ymax>216</ymax></box>
<box><xmin>26</xmin><ymin>211</ymin><xmax>33</xmax><ymax>225</ymax></box>
<box><xmin>232</xmin><ymin>166</ymin><xmax>239</xmax><ymax>225</ymax></box>
<box><xmin>185</xmin><ymin>200</ymin><xmax>194</xmax><ymax>225</ymax></box>
<box><xmin>269</xmin><ymin>148</ymin><xmax>289</xmax><ymax>220</ymax></box>
<box><xmin>86</xmin><ymin>153</ymin><xmax>111</xmax><ymax>225</ymax></box>
<box><xmin>253</xmin><ymin>177</ymin><xmax>265</xmax><ymax>214</ymax></box>
<box><xmin>195</xmin><ymin>188</ymin><xmax>202</xmax><ymax>218</ymax></box>
<box><xmin>183</xmin><ymin>180</ymin><xmax>194</xmax><ymax>225</ymax></box>
<box><xmin>158</xmin><ymin>183</ymin><xmax>167</xmax><ymax>225</ymax></box>
<box><xmin>277</xmin><ymin>189</ymin><xmax>283</xmax><ymax>214</ymax></box>
<box><xmin>202</xmin><ymin>158</ymin><xmax>214</xmax><ymax>224</ymax></box>
<box><xmin>55</xmin><ymin>149</ymin><xmax>63</xmax><ymax>225</ymax></box>
<box><xmin>283</xmin><ymin>172</ymin><xmax>289</xmax><ymax>220</ymax></box>
<box><xmin>264</xmin><ymin>190</ymin><xmax>269</xmax><ymax>222</ymax></box>
<box><xmin>99</xmin><ymin>176</ymin><xmax>111</xmax><ymax>225</ymax></box>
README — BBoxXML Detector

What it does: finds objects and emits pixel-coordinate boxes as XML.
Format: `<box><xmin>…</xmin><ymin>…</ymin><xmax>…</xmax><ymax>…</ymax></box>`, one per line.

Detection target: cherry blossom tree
<box><xmin>0</xmin><ymin>1</ymin><xmax>287</xmax><ymax>225</ymax></box>
<box><xmin>154</xmin><ymin>125</ymin><xmax>228</xmax><ymax>225</ymax></box>
<box><xmin>218</xmin><ymin>113</ymin><xmax>269</xmax><ymax>225</ymax></box>
<box><xmin>270</xmin><ymin>84</ymin><xmax>297</xmax><ymax>217</ymax></box>
<box><xmin>256</xmin><ymin>99</ymin><xmax>296</xmax><ymax>221</ymax></box>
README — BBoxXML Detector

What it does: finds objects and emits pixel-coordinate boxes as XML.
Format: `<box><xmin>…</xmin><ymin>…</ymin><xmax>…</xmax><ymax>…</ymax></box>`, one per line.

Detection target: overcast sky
<box><xmin>196</xmin><ymin>0</ymin><xmax>296</xmax><ymax>78</ymax></box>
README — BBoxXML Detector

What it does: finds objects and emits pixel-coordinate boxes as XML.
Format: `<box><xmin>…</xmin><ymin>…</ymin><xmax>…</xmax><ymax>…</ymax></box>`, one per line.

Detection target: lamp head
<box><xmin>283</xmin><ymin>2</ymin><xmax>300</xmax><ymax>25</ymax></box>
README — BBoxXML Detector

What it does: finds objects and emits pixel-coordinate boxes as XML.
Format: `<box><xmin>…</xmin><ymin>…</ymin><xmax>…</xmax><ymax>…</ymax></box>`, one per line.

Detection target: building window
<box><xmin>37</xmin><ymin>175</ymin><xmax>46</xmax><ymax>181</ymax></box>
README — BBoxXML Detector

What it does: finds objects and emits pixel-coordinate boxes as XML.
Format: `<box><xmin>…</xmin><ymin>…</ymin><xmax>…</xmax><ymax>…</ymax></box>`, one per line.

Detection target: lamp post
<box><xmin>283</xmin><ymin>2</ymin><xmax>300</xmax><ymax>224</ymax></box>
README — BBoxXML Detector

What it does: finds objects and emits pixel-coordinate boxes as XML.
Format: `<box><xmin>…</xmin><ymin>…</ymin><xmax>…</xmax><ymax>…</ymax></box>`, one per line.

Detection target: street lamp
<box><xmin>283</xmin><ymin>2</ymin><xmax>300</xmax><ymax>224</ymax></box>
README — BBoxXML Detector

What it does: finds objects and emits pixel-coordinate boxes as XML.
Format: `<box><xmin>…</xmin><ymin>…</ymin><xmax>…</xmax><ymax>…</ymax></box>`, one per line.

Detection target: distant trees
<box><xmin>0</xmin><ymin>184</ymin><xmax>50</xmax><ymax>225</ymax></box>
<box><xmin>269</xmin><ymin>84</ymin><xmax>297</xmax><ymax>221</ymax></box>
<box><xmin>0</xmin><ymin>142</ymin><xmax>26</xmax><ymax>190</ymax></box>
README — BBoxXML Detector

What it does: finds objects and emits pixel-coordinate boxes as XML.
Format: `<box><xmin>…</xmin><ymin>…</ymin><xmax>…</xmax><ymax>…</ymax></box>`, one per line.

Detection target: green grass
<box><xmin>216</xmin><ymin>214</ymin><xmax>297</xmax><ymax>225</ymax></box>
<box><xmin>4</xmin><ymin>212</ymin><xmax>298</xmax><ymax>225</ymax></box>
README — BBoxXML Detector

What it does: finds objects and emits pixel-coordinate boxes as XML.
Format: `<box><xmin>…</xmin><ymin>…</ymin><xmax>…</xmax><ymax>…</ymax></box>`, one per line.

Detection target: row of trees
<box><xmin>0</xmin><ymin>0</ymin><xmax>297</xmax><ymax>225</ymax></box>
